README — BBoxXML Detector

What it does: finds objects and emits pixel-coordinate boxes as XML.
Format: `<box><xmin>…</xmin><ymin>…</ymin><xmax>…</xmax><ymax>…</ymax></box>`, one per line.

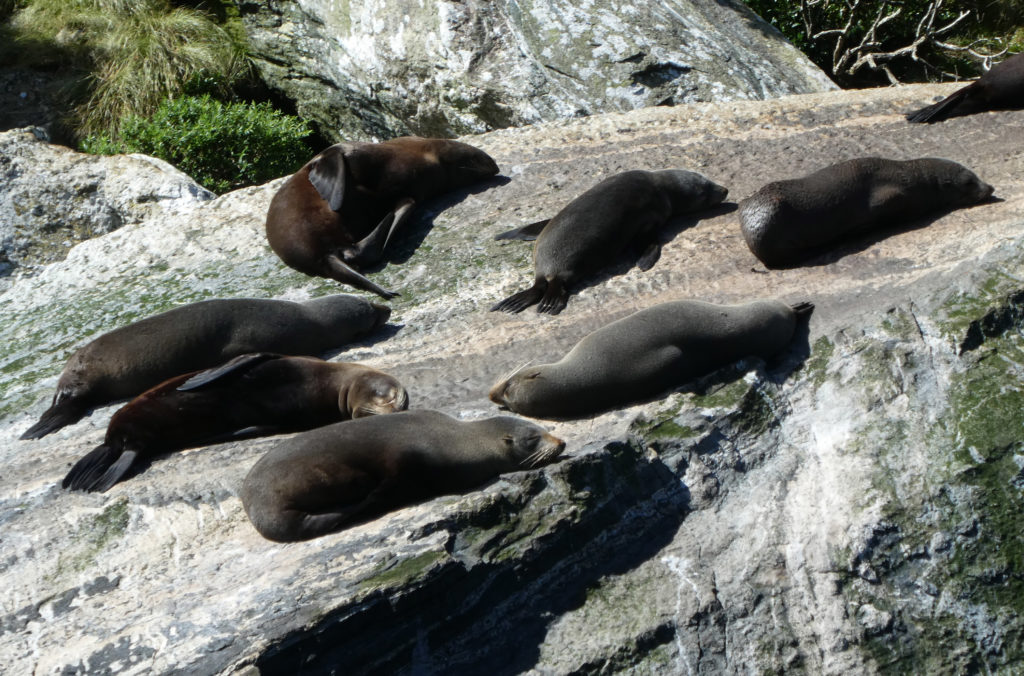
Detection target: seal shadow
<box><xmin>318</xmin><ymin>322</ymin><xmax>405</xmax><ymax>361</ymax></box>
<box><xmin>761</xmin><ymin>197</ymin><xmax>1004</xmax><ymax>270</ymax></box>
<box><xmin>361</xmin><ymin>174</ymin><xmax>513</xmax><ymax>271</ymax></box>
<box><xmin>252</xmin><ymin>441</ymin><xmax>691</xmax><ymax>676</ymax></box>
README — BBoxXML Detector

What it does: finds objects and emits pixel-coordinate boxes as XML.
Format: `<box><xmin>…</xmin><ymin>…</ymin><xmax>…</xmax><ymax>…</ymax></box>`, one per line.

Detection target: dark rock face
<box><xmin>237</xmin><ymin>0</ymin><xmax>836</xmax><ymax>141</ymax></box>
<box><xmin>2</xmin><ymin>84</ymin><xmax>1024</xmax><ymax>673</ymax></box>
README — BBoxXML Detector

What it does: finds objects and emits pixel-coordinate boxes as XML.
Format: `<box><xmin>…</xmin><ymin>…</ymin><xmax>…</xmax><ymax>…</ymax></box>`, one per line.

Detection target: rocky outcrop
<box><xmin>0</xmin><ymin>128</ymin><xmax>213</xmax><ymax>286</ymax></box>
<box><xmin>2</xmin><ymin>84</ymin><xmax>1024</xmax><ymax>674</ymax></box>
<box><xmin>237</xmin><ymin>0</ymin><xmax>837</xmax><ymax>141</ymax></box>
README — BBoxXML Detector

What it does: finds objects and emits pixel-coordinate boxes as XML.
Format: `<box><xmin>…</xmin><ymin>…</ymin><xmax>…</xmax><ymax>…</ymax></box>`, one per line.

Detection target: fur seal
<box><xmin>738</xmin><ymin>157</ymin><xmax>994</xmax><ymax>268</ymax></box>
<box><xmin>489</xmin><ymin>299</ymin><xmax>812</xmax><ymax>419</ymax></box>
<box><xmin>61</xmin><ymin>354</ymin><xmax>409</xmax><ymax>492</ymax></box>
<box><xmin>241</xmin><ymin>410</ymin><xmax>565</xmax><ymax>542</ymax></box>
<box><xmin>491</xmin><ymin>169</ymin><xmax>728</xmax><ymax>315</ymax></box>
<box><xmin>21</xmin><ymin>295</ymin><xmax>391</xmax><ymax>440</ymax></box>
<box><xmin>907</xmin><ymin>53</ymin><xmax>1024</xmax><ymax>123</ymax></box>
<box><xmin>266</xmin><ymin>136</ymin><xmax>500</xmax><ymax>299</ymax></box>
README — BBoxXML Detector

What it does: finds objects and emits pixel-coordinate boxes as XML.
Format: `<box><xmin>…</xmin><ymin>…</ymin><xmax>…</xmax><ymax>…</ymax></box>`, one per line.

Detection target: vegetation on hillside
<box><xmin>745</xmin><ymin>0</ymin><xmax>1024</xmax><ymax>87</ymax></box>
<box><xmin>1</xmin><ymin>0</ymin><xmax>314</xmax><ymax>192</ymax></box>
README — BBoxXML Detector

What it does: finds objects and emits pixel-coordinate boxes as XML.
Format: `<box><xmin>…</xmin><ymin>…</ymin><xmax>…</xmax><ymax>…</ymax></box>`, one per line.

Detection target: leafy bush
<box><xmin>82</xmin><ymin>95</ymin><xmax>313</xmax><ymax>194</ymax></box>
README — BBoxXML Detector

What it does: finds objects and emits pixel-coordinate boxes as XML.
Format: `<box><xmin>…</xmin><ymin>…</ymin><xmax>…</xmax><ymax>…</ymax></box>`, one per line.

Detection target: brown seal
<box><xmin>490</xmin><ymin>169</ymin><xmax>728</xmax><ymax>315</ymax></box>
<box><xmin>21</xmin><ymin>295</ymin><xmax>391</xmax><ymax>440</ymax></box>
<box><xmin>240</xmin><ymin>410</ymin><xmax>565</xmax><ymax>542</ymax></box>
<box><xmin>265</xmin><ymin>136</ymin><xmax>500</xmax><ymax>299</ymax></box>
<box><xmin>907</xmin><ymin>53</ymin><xmax>1024</xmax><ymax>123</ymax></box>
<box><xmin>738</xmin><ymin>157</ymin><xmax>994</xmax><ymax>268</ymax></box>
<box><xmin>61</xmin><ymin>354</ymin><xmax>409</xmax><ymax>492</ymax></box>
<box><xmin>489</xmin><ymin>299</ymin><xmax>812</xmax><ymax>419</ymax></box>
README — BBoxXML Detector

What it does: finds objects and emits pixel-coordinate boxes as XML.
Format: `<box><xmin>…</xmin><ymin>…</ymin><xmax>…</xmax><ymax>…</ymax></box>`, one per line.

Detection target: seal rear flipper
<box><xmin>495</xmin><ymin>219</ymin><xmax>550</xmax><ymax>241</ymax></box>
<box><xmin>21</xmin><ymin>399</ymin><xmax>88</xmax><ymax>440</ymax></box>
<box><xmin>491</xmin><ymin>281</ymin><xmax>546</xmax><ymax>313</ymax></box>
<box><xmin>536</xmin><ymin>280</ymin><xmax>569</xmax><ymax>315</ymax></box>
<box><xmin>324</xmin><ymin>253</ymin><xmax>400</xmax><ymax>300</ymax></box>
<box><xmin>906</xmin><ymin>87</ymin><xmax>969</xmax><ymax>123</ymax></box>
<box><xmin>790</xmin><ymin>301</ymin><xmax>815</xmax><ymax>317</ymax></box>
<box><xmin>635</xmin><ymin>242</ymin><xmax>663</xmax><ymax>271</ymax></box>
<box><xmin>178</xmin><ymin>353</ymin><xmax>281</xmax><ymax>391</ymax></box>
<box><xmin>62</xmin><ymin>445</ymin><xmax>138</xmax><ymax>492</ymax></box>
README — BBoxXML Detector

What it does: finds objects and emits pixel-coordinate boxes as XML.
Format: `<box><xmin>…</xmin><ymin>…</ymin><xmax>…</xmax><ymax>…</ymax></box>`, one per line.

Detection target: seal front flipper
<box><xmin>491</xmin><ymin>280</ymin><xmax>546</xmax><ymax>313</ymax></box>
<box><xmin>307</xmin><ymin>145</ymin><xmax>347</xmax><ymax>210</ymax></box>
<box><xmin>324</xmin><ymin>253</ymin><xmax>400</xmax><ymax>300</ymax></box>
<box><xmin>495</xmin><ymin>219</ymin><xmax>550</xmax><ymax>241</ymax></box>
<box><xmin>21</xmin><ymin>395</ymin><xmax>88</xmax><ymax>440</ymax></box>
<box><xmin>635</xmin><ymin>241</ymin><xmax>663</xmax><ymax>271</ymax></box>
<box><xmin>178</xmin><ymin>353</ymin><xmax>280</xmax><ymax>391</ymax></box>
<box><xmin>62</xmin><ymin>445</ymin><xmax>139</xmax><ymax>492</ymax></box>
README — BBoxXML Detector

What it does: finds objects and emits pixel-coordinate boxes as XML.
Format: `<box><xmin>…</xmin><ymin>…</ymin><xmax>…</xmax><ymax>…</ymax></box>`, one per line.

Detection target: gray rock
<box><xmin>237</xmin><ymin>0</ymin><xmax>837</xmax><ymax>141</ymax></box>
<box><xmin>0</xmin><ymin>127</ymin><xmax>214</xmax><ymax>287</ymax></box>
<box><xmin>2</xmin><ymin>84</ymin><xmax>1024</xmax><ymax>674</ymax></box>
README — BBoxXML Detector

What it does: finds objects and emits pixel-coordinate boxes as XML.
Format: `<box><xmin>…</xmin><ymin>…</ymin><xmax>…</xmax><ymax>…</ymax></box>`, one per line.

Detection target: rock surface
<box><xmin>237</xmin><ymin>0</ymin><xmax>837</xmax><ymax>141</ymax></box>
<box><xmin>0</xmin><ymin>127</ymin><xmax>213</xmax><ymax>286</ymax></box>
<box><xmin>2</xmin><ymin>84</ymin><xmax>1024</xmax><ymax>674</ymax></box>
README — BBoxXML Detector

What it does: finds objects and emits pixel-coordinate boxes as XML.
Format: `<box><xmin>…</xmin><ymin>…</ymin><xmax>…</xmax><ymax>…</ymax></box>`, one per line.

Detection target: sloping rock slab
<box><xmin>2</xmin><ymin>84</ymin><xmax>1024</xmax><ymax>674</ymax></box>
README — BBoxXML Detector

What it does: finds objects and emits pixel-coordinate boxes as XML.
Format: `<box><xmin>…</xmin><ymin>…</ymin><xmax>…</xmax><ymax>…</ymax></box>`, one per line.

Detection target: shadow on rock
<box><xmin>252</xmin><ymin>441</ymin><xmax>690</xmax><ymax>675</ymax></box>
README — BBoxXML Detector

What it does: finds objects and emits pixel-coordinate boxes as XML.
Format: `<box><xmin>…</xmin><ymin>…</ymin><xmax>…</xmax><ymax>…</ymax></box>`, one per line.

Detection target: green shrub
<box><xmin>82</xmin><ymin>95</ymin><xmax>313</xmax><ymax>194</ymax></box>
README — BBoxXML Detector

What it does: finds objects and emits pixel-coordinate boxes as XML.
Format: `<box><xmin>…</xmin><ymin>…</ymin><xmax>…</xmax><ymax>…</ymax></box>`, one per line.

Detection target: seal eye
<box><xmin>502</xmin><ymin>434</ymin><xmax>515</xmax><ymax>446</ymax></box>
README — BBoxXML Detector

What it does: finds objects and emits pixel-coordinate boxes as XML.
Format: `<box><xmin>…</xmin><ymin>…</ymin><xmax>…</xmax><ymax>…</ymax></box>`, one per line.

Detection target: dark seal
<box><xmin>266</xmin><ymin>136</ymin><xmax>500</xmax><ymax>299</ymax></box>
<box><xmin>907</xmin><ymin>53</ymin><xmax>1024</xmax><ymax>123</ymax></box>
<box><xmin>22</xmin><ymin>295</ymin><xmax>391</xmax><ymax>440</ymax></box>
<box><xmin>738</xmin><ymin>157</ymin><xmax>994</xmax><ymax>268</ymax></box>
<box><xmin>62</xmin><ymin>354</ymin><xmax>409</xmax><ymax>492</ymax></box>
<box><xmin>491</xmin><ymin>169</ymin><xmax>728</xmax><ymax>315</ymax></box>
<box><xmin>241</xmin><ymin>410</ymin><xmax>565</xmax><ymax>542</ymax></box>
<box><xmin>490</xmin><ymin>299</ymin><xmax>812</xmax><ymax>419</ymax></box>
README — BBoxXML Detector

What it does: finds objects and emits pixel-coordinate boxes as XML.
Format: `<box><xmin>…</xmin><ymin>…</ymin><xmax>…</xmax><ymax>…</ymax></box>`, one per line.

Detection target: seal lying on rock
<box><xmin>21</xmin><ymin>295</ymin><xmax>391</xmax><ymax>440</ymax></box>
<box><xmin>491</xmin><ymin>169</ymin><xmax>728</xmax><ymax>315</ymax></box>
<box><xmin>62</xmin><ymin>354</ymin><xmax>409</xmax><ymax>493</ymax></box>
<box><xmin>738</xmin><ymin>157</ymin><xmax>994</xmax><ymax>268</ymax></box>
<box><xmin>266</xmin><ymin>136</ymin><xmax>500</xmax><ymax>299</ymax></box>
<box><xmin>241</xmin><ymin>410</ymin><xmax>565</xmax><ymax>542</ymax></box>
<box><xmin>489</xmin><ymin>299</ymin><xmax>812</xmax><ymax>419</ymax></box>
<box><xmin>907</xmin><ymin>53</ymin><xmax>1024</xmax><ymax>123</ymax></box>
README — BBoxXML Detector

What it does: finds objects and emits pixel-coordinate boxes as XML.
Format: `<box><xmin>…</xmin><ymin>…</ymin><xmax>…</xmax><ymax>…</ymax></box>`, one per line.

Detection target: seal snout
<box><xmin>523</xmin><ymin>432</ymin><xmax>566</xmax><ymax>468</ymax></box>
<box><xmin>488</xmin><ymin>379</ymin><xmax>511</xmax><ymax>408</ymax></box>
<box><xmin>370</xmin><ymin>302</ymin><xmax>392</xmax><ymax>328</ymax></box>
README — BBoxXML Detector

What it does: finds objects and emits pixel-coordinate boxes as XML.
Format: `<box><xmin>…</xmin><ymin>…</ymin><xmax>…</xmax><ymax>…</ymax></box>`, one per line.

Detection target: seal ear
<box><xmin>307</xmin><ymin>145</ymin><xmax>348</xmax><ymax>211</ymax></box>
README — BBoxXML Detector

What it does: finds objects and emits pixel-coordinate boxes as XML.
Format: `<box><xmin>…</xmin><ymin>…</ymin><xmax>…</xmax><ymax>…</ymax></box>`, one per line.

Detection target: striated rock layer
<box><xmin>1</xmin><ymin>83</ymin><xmax>1024</xmax><ymax>673</ymax></box>
<box><xmin>237</xmin><ymin>0</ymin><xmax>837</xmax><ymax>141</ymax></box>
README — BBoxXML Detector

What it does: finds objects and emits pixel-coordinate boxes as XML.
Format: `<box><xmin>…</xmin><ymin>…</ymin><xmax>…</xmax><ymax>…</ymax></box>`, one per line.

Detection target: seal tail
<box><xmin>906</xmin><ymin>87</ymin><xmax>970</xmax><ymax>123</ymax></box>
<box><xmin>790</xmin><ymin>302</ymin><xmax>815</xmax><ymax>317</ymax></box>
<box><xmin>62</xmin><ymin>445</ymin><xmax>139</xmax><ymax>493</ymax></box>
<box><xmin>491</xmin><ymin>281</ymin><xmax>546</xmax><ymax>313</ymax></box>
<box><xmin>20</xmin><ymin>397</ymin><xmax>87</xmax><ymax>440</ymax></box>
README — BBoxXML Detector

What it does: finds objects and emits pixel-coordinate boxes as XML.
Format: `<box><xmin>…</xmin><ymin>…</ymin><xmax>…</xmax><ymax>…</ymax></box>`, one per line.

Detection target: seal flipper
<box><xmin>536</xmin><ymin>279</ymin><xmax>569</xmax><ymax>315</ymax></box>
<box><xmin>178</xmin><ymin>353</ymin><xmax>280</xmax><ymax>391</ymax></box>
<box><xmin>324</xmin><ymin>253</ymin><xmax>400</xmax><ymax>300</ymax></box>
<box><xmin>21</xmin><ymin>397</ymin><xmax>88</xmax><ymax>440</ymax></box>
<box><xmin>906</xmin><ymin>86</ymin><xmax>971</xmax><ymax>123</ymax></box>
<box><xmin>62</xmin><ymin>445</ymin><xmax>139</xmax><ymax>492</ymax></box>
<box><xmin>347</xmin><ymin>198</ymin><xmax>416</xmax><ymax>264</ymax></box>
<box><xmin>495</xmin><ymin>219</ymin><xmax>550</xmax><ymax>241</ymax></box>
<box><xmin>491</xmin><ymin>280</ymin><xmax>546</xmax><ymax>313</ymax></box>
<box><xmin>307</xmin><ymin>145</ymin><xmax>347</xmax><ymax>211</ymax></box>
<box><xmin>635</xmin><ymin>242</ymin><xmax>663</xmax><ymax>271</ymax></box>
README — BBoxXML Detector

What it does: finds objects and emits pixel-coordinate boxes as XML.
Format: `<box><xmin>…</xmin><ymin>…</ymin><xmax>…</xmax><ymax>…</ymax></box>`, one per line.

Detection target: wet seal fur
<box><xmin>22</xmin><ymin>295</ymin><xmax>391</xmax><ymax>440</ymax></box>
<box><xmin>738</xmin><ymin>157</ymin><xmax>994</xmax><ymax>268</ymax></box>
<box><xmin>491</xmin><ymin>169</ymin><xmax>728</xmax><ymax>315</ymax></box>
<box><xmin>266</xmin><ymin>136</ymin><xmax>499</xmax><ymax>299</ymax></box>
<box><xmin>490</xmin><ymin>299</ymin><xmax>813</xmax><ymax>419</ymax></box>
<box><xmin>907</xmin><ymin>53</ymin><xmax>1024</xmax><ymax>123</ymax></box>
<box><xmin>62</xmin><ymin>354</ymin><xmax>409</xmax><ymax>493</ymax></box>
<box><xmin>241</xmin><ymin>410</ymin><xmax>565</xmax><ymax>542</ymax></box>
